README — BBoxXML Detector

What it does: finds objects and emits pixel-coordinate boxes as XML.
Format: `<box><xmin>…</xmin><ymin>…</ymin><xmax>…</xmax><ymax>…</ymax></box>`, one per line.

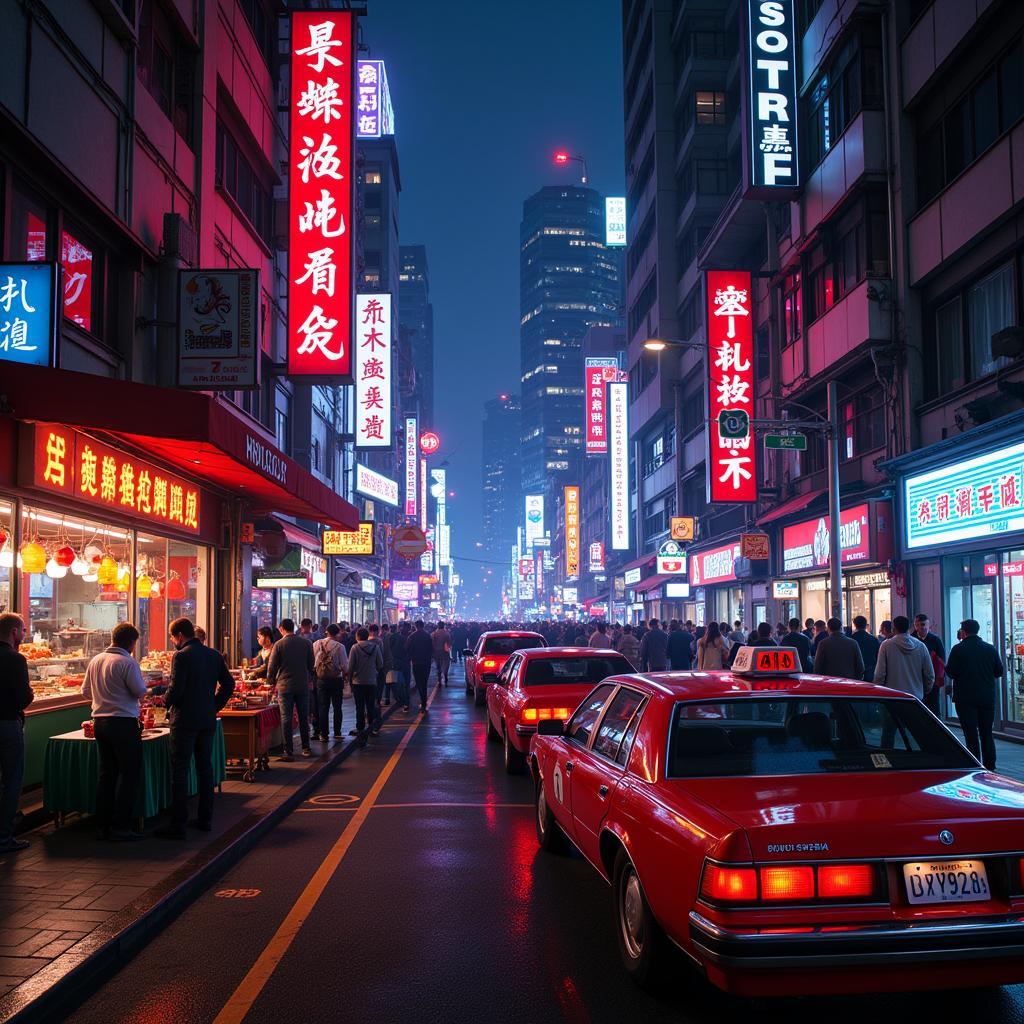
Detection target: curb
<box><xmin>1</xmin><ymin>700</ymin><xmax>406</xmax><ymax>1024</ymax></box>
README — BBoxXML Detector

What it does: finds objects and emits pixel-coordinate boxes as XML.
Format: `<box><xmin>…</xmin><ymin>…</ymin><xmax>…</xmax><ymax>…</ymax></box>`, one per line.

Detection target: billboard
<box><xmin>706</xmin><ymin>270</ymin><xmax>756</xmax><ymax>503</ymax></box>
<box><xmin>404</xmin><ymin>417</ymin><xmax>418</xmax><ymax>517</ymax></box>
<box><xmin>524</xmin><ymin>494</ymin><xmax>544</xmax><ymax>547</ymax></box>
<box><xmin>747</xmin><ymin>0</ymin><xmax>799</xmax><ymax>193</ymax></box>
<box><xmin>355</xmin><ymin>59</ymin><xmax>395</xmax><ymax>139</ymax></box>
<box><xmin>288</xmin><ymin>11</ymin><xmax>355</xmax><ymax>378</ymax></box>
<box><xmin>588</xmin><ymin>541</ymin><xmax>604</xmax><ymax>573</ymax></box>
<box><xmin>322</xmin><ymin>522</ymin><xmax>374</xmax><ymax>556</ymax></box>
<box><xmin>608</xmin><ymin>380</ymin><xmax>630</xmax><ymax>550</ymax></box>
<box><xmin>585</xmin><ymin>357</ymin><xmax>624</xmax><ymax>456</ymax></box>
<box><xmin>782</xmin><ymin>504</ymin><xmax>871</xmax><ymax>573</ymax></box>
<box><xmin>392</xmin><ymin>579</ymin><xmax>419</xmax><ymax>603</ymax></box>
<box><xmin>565</xmin><ymin>486</ymin><xmax>580</xmax><ymax>577</ymax></box>
<box><xmin>605</xmin><ymin>196</ymin><xmax>626</xmax><ymax>246</ymax></box>
<box><xmin>689</xmin><ymin>541</ymin><xmax>740</xmax><ymax>586</ymax></box>
<box><xmin>355</xmin><ymin>463</ymin><xmax>398</xmax><ymax>507</ymax></box>
<box><xmin>354</xmin><ymin>293</ymin><xmax>392</xmax><ymax>448</ymax></box>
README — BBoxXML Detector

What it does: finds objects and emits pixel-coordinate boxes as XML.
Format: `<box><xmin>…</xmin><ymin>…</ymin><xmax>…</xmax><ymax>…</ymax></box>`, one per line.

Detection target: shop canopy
<box><xmin>2</xmin><ymin>363</ymin><xmax>358</xmax><ymax>530</ymax></box>
<box><xmin>620</xmin><ymin>552</ymin><xmax>656</xmax><ymax>573</ymax></box>
<box><xmin>635</xmin><ymin>574</ymin><xmax>677</xmax><ymax>593</ymax></box>
<box><xmin>756</xmin><ymin>488</ymin><xmax>826</xmax><ymax>526</ymax></box>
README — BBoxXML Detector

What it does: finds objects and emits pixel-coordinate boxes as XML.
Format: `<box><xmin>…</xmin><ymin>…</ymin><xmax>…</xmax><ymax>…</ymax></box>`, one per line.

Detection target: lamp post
<box><xmin>553</xmin><ymin>150</ymin><xmax>588</xmax><ymax>185</ymax></box>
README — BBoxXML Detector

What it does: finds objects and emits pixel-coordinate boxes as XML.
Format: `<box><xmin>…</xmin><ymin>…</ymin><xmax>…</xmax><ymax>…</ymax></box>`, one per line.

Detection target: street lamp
<box><xmin>553</xmin><ymin>150</ymin><xmax>588</xmax><ymax>185</ymax></box>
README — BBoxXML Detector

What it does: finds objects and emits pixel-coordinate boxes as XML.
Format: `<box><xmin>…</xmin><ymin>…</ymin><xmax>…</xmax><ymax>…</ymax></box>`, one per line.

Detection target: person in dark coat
<box><xmin>0</xmin><ymin>613</ymin><xmax>33</xmax><ymax>852</ymax></box>
<box><xmin>812</xmin><ymin>618</ymin><xmax>865</xmax><ymax>680</ymax></box>
<box><xmin>727</xmin><ymin>622</ymin><xmax>776</xmax><ymax>666</ymax></box>
<box><xmin>267</xmin><ymin>618</ymin><xmax>316</xmax><ymax>760</ymax></box>
<box><xmin>639</xmin><ymin>619</ymin><xmax>670</xmax><ymax>671</ymax></box>
<box><xmin>851</xmin><ymin>615</ymin><xmax>881</xmax><ymax>682</ymax></box>
<box><xmin>157</xmin><ymin>617</ymin><xmax>234</xmax><ymax>838</ymax></box>
<box><xmin>666</xmin><ymin>621</ymin><xmax>692</xmax><ymax>670</ymax></box>
<box><xmin>406</xmin><ymin>620</ymin><xmax>435</xmax><ymax>714</ymax></box>
<box><xmin>945</xmin><ymin>619</ymin><xmax>1003</xmax><ymax>770</ymax></box>
<box><xmin>781</xmin><ymin>617</ymin><xmax>813</xmax><ymax>672</ymax></box>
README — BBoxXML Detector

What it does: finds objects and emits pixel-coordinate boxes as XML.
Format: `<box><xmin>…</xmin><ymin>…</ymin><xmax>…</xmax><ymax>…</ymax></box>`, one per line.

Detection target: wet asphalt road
<box><xmin>63</xmin><ymin>663</ymin><xmax>1024</xmax><ymax>1024</ymax></box>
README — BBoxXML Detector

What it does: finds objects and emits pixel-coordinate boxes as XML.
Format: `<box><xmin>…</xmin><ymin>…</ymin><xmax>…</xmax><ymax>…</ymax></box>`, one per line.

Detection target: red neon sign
<box><xmin>288</xmin><ymin>11</ymin><xmax>355</xmax><ymax>378</ymax></box>
<box><xmin>419</xmin><ymin>431</ymin><xmax>440</xmax><ymax>456</ymax></box>
<box><xmin>706</xmin><ymin>270</ymin><xmax>756</xmax><ymax>503</ymax></box>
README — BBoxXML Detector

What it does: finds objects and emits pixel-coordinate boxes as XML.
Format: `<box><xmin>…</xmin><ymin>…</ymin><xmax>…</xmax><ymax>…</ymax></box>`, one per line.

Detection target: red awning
<box><xmin>756</xmin><ymin>488</ymin><xmax>826</xmax><ymax>527</ymax></box>
<box><xmin>635</xmin><ymin>574</ymin><xmax>679</xmax><ymax>593</ymax></box>
<box><xmin>621</xmin><ymin>552</ymin><xmax>656</xmax><ymax>573</ymax></box>
<box><xmin>1</xmin><ymin>363</ymin><xmax>358</xmax><ymax>530</ymax></box>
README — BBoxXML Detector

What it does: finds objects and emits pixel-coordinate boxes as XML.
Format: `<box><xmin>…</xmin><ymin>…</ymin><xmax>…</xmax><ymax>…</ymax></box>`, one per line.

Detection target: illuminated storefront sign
<box><xmin>404</xmin><ymin>417</ymin><xmax>418</xmax><ymax>517</ymax></box>
<box><xmin>656</xmin><ymin>539</ymin><xmax>687</xmax><ymax>576</ymax></box>
<box><xmin>419</xmin><ymin>457</ymin><xmax>427</xmax><ymax>532</ymax></box>
<box><xmin>392</xmin><ymin>579</ymin><xmax>419</xmax><ymax>602</ymax></box>
<box><xmin>354</xmin><ymin>293</ymin><xmax>392</xmax><ymax>448</ymax></box>
<box><xmin>605</xmin><ymin>197</ymin><xmax>626</xmax><ymax>246</ymax></box>
<box><xmin>563</xmin><ymin>586</ymin><xmax>578</xmax><ymax>604</ymax></box>
<box><xmin>690</xmin><ymin>541</ymin><xmax>741</xmax><ymax>586</ymax></box>
<box><xmin>588</xmin><ymin>541</ymin><xmax>604</xmax><ymax>573</ymax></box>
<box><xmin>419</xmin><ymin>431</ymin><xmax>440</xmax><ymax>455</ymax></box>
<box><xmin>31</xmin><ymin>424</ymin><xmax>200</xmax><ymax>532</ymax></box>
<box><xmin>301</xmin><ymin>547</ymin><xmax>329</xmax><ymax>588</ymax></box>
<box><xmin>438</xmin><ymin>523</ymin><xmax>451</xmax><ymax>567</ymax></box>
<box><xmin>0</xmin><ymin>262</ymin><xmax>58</xmax><ymax>367</ymax></box>
<box><xmin>623</xmin><ymin>567</ymin><xmax>642</xmax><ymax>587</ymax></box>
<box><xmin>665</xmin><ymin>582</ymin><xmax>691</xmax><ymax>598</ymax></box>
<box><xmin>525</xmin><ymin>494</ymin><xmax>544</xmax><ymax>547</ymax></box>
<box><xmin>706</xmin><ymin>270</ymin><xmax>756</xmax><ymax>503</ymax></box>
<box><xmin>177</xmin><ymin>269</ymin><xmax>259</xmax><ymax>389</ymax></box>
<box><xmin>288</xmin><ymin>11</ymin><xmax>355</xmax><ymax>378</ymax></box>
<box><xmin>355</xmin><ymin>463</ymin><xmax>399</xmax><ymax>507</ymax></box>
<box><xmin>565</xmin><ymin>486</ymin><xmax>580</xmax><ymax>577</ymax></box>
<box><xmin>322</xmin><ymin>522</ymin><xmax>374</xmax><ymax>556</ymax></box>
<box><xmin>772</xmin><ymin>580</ymin><xmax>800</xmax><ymax>599</ymax></box>
<box><xmin>782</xmin><ymin>504</ymin><xmax>871</xmax><ymax>573</ymax></box>
<box><xmin>905</xmin><ymin>440</ymin><xmax>1024</xmax><ymax>549</ymax></box>
<box><xmin>747</xmin><ymin>0</ymin><xmax>799</xmax><ymax>193</ymax></box>
<box><xmin>584</xmin><ymin>357</ymin><xmax>623</xmax><ymax>456</ymax></box>
<box><xmin>609</xmin><ymin>380</ymin><xmax>630</xmax><ymax>549</ymax></box>
<box><xmin>355</xmin><ymin>59</ymin><xmax>395</xmax><ymax>138</ymax></box>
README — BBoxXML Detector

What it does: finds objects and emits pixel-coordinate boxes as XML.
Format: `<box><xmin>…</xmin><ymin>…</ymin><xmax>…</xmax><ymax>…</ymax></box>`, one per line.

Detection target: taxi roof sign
<box><xmin>731</xmin><ymin>646</ymin><xmax>800</xmax><ymax>676</ymax></box>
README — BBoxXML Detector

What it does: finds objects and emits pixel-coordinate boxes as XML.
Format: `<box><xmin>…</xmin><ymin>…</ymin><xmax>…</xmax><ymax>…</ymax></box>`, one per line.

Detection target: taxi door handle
<box><xmin>598</xmin><ymin>785</ymin><xmax>609</xmax><ymax>798</ymax></box>
<box><xmin>564</xmin><ymin>761</ymin><xmax>573</xmax><ymax>774</ymax></box>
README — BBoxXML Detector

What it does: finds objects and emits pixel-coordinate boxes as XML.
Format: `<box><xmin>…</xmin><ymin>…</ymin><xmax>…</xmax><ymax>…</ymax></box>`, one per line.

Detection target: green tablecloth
<box><xmin>43</xmin><ymin>721</ymin><xmax>226</xmax><ymax>819</ymax></box>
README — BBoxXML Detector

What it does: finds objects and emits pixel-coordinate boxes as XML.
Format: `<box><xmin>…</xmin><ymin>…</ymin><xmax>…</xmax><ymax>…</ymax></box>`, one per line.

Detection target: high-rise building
<box><xmin>481</xmin><ymin>393</ymin><xmax>522</xmax><ymax>608</ymax></box>
<box><xmin>399</xmin><ymin>244</ymin><xmax>435</xmax><ymax>428</ymax></box>
<box><xmin>519</xmin><ymin>186</ymin><xmax>623</xmax><ymax>511</ymax></box>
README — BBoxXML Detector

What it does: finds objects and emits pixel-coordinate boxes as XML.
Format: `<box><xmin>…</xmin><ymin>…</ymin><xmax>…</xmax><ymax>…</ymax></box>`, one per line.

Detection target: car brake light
<box><xmin>760</xmin><ymin>866</ymin><xmax>815</xmax><ymax>901</ymax></box>
<box><xmin>553</xmin><ymin>707</ymin><xmax>570</xmax><ymax>719</ymax></box>
<box><xmin>701</xmin><ymin>864</ymin><xmax>757</xmax><ymax>902</ymax></box>
<box><xmin>818</xmin><ymin>864</ymin><xmax>875</xmax><ymax>899</ymax></box>
<box><xmin>522</xmin><ymin>708</ymin><xmax>538</xmax><ymax>722</ymax></box>
<box><xmin>481</xmin><ymin>658</ymin><xmax>498</xmax><ymax>671</ymax></box>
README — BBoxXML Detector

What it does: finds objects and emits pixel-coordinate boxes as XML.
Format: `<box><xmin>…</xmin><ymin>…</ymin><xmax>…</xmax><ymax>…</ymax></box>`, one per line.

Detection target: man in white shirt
<box><xmin>81</xmin><ymin>623</ymin><xmax>148</xmax><ymax>842</ymax></box>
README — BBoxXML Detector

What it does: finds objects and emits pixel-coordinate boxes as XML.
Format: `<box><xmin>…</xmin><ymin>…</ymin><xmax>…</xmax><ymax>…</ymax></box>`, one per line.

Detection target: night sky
<box><xmin>363</xmin><ymin>0</ymin><xmax>625</xmax><ymax>608</ymax></box>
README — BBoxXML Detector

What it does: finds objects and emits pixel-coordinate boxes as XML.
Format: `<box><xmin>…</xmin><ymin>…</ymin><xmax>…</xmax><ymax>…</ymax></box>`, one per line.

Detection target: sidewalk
<box><xmin>0</xmin><ymin>697</ymin><xmax>407</xmax><ymax>1023</ymax></box>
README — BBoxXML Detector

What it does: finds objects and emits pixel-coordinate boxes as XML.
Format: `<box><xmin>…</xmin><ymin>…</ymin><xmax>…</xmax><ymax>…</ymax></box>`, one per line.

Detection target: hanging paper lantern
<box><xmin>70</xmin><ymin>557</ymin><xmax>90</xmax><ymax>576</ymax></box>
<box><xmin>0</xmin><ymin>529</ymin><xmax>7</xmax><ymax>549</ymax></box>
<box><xmin>54</xmin><ymin>545</ymin><xmax>76</xmax><ymax>567</ymax></box>
<box><xmin>116</xmin><ymin>568</ymin><xmax>130</xmax><ymax>593</ymax></box>
<box><xmin>45</xmin><ymin>558</ymin><xmax>68</xmax><ymax>579</ymax></box>
<box><xmin>84</xmin><ymin>544</ymin><xmax>103</xmax><ymax>566</ymax></box>
<box><xmin>20</xmin><ymin>542</ymin><xmax>46</xmax><ymax>574</ymax></box>
<box><xmin>137</xmin><ymin>574</ymin><xmax>153</xmax><ymax>598</ymax></box>
<box><xmin>97</xmin><ymin>556</ymin><xmax>118</xmax><ymax>585</ymax></box>
<box><xmin>166</xmin><ymin>574</ymin><xmax>186</xmax><ymax>601</ymax></box>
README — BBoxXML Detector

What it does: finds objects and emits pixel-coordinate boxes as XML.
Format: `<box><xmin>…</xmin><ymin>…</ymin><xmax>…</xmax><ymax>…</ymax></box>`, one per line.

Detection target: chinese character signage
<box><xmin>323</xmin><ymin>522</ymin><xmax>374</xmax><ymax>556</ymax></box>
<box><xmin>392</xmin><ymin>579</ymin><xmax>419</xmax><ymax>603</ymax></box>
<box><xmin>706</xmin><ymin>270</ymin><xmax>756</xmax><ymax>503</ymax></box>
<box><xmin>0</xmin><ymin>262</ymin><xmax>57</xmax><ymax>367</ymax></box>
<box><xmin>564</xmin><ymin>486</ymin><xmax>580</xmax><ymax>577</ymax></box>
<box><xmin>782</xmin><ymin>504</ymin><xmax>871</xmax><ymax>572</ymax></box>
<box><xmin>419</xmin><ymin>457</ymin><xmax>427</xmax><ymax>531</ymax></box>
<box><xmin>608</xmin><ymin>380</ymin><xmax>630</xmax><ymax>550</ymax></box>
<box><xmin>747</xmin><ymin>0</ymin><xmax>799</xmax><ymax>193</ymax></box>
<box><xmin>355</xmin><ymin>463</ymin><xmax>399</xmax><ymax>507</ymax></box>
<box><xmin>585</xmin><ymin>357</ymin><xmax>623</xmax><ymax>456</ymax></box>
<box><xmin>355</xmin><ymin>59</ymin><xmax>395</xmax><ymax>138</ymax></box>
<box><xmin>404</xmin><ymin>417</ymin><xmax>418</xmax><ymax>517</ymax></box>
<box><xmin>524</xmin><ymin>495</ymin><xmax>544</xmax><ymax>548</ymax></box>
<box><xmin>905</xmin><ymin>440</ymin><xmax>1024</xmax><ymax>550</ymax></box>
<box><xmin>605</xmin><ymin>197</ymin><xmax>626</xmax><ymax>246</ymax></box>
<box><xmin>588</xmin><ymin>541</ymin><xmax>604</xmax><ymax>573</ymax></box>
<box><xmin>689</xmin><ymin>541</ymin><xmax>740</xmax><ymax>585</ymax></box>
<box><xmin>177</xmin><ymin>269</ymin><xmax>259</xmax><ymax>389</ymax></box>
<box><xmin>31</xmin><ymin>424</ymin><xmax>200</xmax><ymax>532</ymax></box>
<box><xmin>740</xmin><ymin>532</ymin><xmax>770</xmax><ymax>560</ymax></box>
<box><xmin>288</xmin><ymin>12</ymin><xmax>355</xmax><ymax>378</ymax></box>
<box><xmin>354</xmin><ymin>293</ymin><xmax>392</xmax><ymax>448</ymax></box>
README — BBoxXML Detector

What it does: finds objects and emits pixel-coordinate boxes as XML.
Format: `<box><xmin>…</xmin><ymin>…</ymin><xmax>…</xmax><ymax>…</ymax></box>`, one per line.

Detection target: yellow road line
<box><xmin>213</xmin><ymin>688</ymin><xmax>438</xmax><ymax>1024</ymax></box>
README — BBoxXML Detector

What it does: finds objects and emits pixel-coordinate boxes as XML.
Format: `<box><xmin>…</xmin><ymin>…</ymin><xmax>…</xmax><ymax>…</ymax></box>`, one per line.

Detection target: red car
<box><xmin>486</xmin><ymin>647</ymin><xmax>634</xmax><ymax>775</ymax></box>
<box><xmin>463</xmin><ymin>631</ymin><xmax>545</xmax><ymax>706</ymax></box>
<box><xmin>529</xmin><ymin>646</ymin><xmax>1024</xmax><ymax>997</ymax></box>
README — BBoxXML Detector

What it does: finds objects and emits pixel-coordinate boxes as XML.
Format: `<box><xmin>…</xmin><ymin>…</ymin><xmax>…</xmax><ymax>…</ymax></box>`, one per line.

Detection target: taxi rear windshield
<box><xmin>668</xmin><ymin>698</ymin><xmax>976</xmax><ymax>777</ymax></box>
<box><xmin>523</xmin><ymin>656</ymin><xmax>631</xmax><ymax>687</ymax></box>
<box><xmin>482</xmin><ymin>636</ymin><xmax>544</xmax><ymax>656</ymax></box>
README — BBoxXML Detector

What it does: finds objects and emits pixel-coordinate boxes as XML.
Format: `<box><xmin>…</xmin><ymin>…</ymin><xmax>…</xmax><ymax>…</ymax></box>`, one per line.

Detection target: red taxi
<box><xmin>463</xmin><ymin>631</ymin><xmax>545</xmax><ymax>706</ymax></box>
<box><xmin>486</xmin><ymin>648</ymin><xmax>634</xmax><ymax>775</ymax></box>
<box><xmin>529</xmin><ymin>646</ymin><xmax>1024</xmax><ymax>997</ymax></box>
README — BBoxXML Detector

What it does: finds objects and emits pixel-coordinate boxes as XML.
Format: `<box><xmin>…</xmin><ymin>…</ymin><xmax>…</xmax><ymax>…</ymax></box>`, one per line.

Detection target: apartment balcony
<box><xmin>908</xmin><ymin>120</ymin><xmax>1024</xmax><ymax>285</ymax></box>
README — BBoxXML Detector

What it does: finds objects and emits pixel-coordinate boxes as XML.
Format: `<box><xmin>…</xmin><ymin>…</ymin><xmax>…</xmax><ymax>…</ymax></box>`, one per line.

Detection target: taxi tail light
<box><xmin>760</xmin><ymin>866</ymin><xmax>815</xmax><ymax>901</ymax></box>
<box><xmin>522</xmin><ymin>707</ymin><xmax>571</xmax><ymax>723</ymax></box>
<box><xmin>480</xmin><ymin>657</ymin><xmax>499</xmax><ymax>671</ymax></box>
<box><xmin>818</xmin><ymin>863</ymin><xmax>876</xmax><ymax>899</ymax></box>
<box><xmin>700</xmin><ymin>863</ymin><xmax>757</xmax><ymax>902</ymax></box>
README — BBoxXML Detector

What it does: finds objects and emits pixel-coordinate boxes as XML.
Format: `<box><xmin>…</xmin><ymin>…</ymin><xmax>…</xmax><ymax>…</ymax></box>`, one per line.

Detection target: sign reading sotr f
<box><xmin>706</xmin><ymin>270</ymin><xmax>756</xmax><ymax>503</ymax></box>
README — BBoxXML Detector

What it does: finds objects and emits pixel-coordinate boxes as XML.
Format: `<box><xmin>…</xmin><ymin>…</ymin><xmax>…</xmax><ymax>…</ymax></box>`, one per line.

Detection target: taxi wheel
<box><xmin>534</xmin><ymin>775</ymin><xmax>568</xmax><ymax>853</ymax></box>
<box><xmin>613</xmin><ymin>849</ymin><xmax>669</xmax><ymax>989</ymax></box>
<box><xmin>503</xmin><ymin>726</ymin><xmax>526</xmax><ymax>774</ymax></box>
<box><xmin>474</xmin><ymin>685</ymin><xmax>487</xmax><ymax>707</ymax></box>
<box><xmin>486</xmin><ymin>712</ymin><xmax>500</xmax><ymax>742</ymax></box>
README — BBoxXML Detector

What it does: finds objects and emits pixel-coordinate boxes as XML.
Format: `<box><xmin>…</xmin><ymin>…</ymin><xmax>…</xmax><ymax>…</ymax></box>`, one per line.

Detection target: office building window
<box><xmin>275</xmin><ymin>386</ymin><xmax>291</xmax><ymax>454</ymax></box>
<box><xmin>781</xmin><ymin>270</ymin><xmax>801</xmax><ymax>348</ymax></box>
<box><xmin>695</xmin><ymin>91</ymin><xmax>726</xmax><ymax>126</ymax></box>
<box><xmin>138</xmin><ymin>0</ymin><xmax>194</xmax><ymax>144</ymax></box>
<box><xmin>238</xmin><ymin>0</ymin><xmax>274</xmax><ymax>66</ymax></box>
<box><xmin>364</xmin><ymin>164</ymin><xmax>383</xmax><ymax>185</ymax></box>
<box><xmin>215</xmin><ymin>119</ymin><xmax>273</xmax><ymax>244</ymax></box>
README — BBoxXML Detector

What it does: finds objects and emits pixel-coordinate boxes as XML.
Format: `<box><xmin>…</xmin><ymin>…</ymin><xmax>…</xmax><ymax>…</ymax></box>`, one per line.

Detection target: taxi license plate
<box><xmin>902</xmin><ymin>860</ymin><xmax>990</xmax><ymax>905</ymax></box>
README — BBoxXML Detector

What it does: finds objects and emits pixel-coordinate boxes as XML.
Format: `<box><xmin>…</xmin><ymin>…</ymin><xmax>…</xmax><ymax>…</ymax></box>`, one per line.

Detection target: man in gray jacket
<box><xmin>873</xmin><ymin>615</ymin><xmax>935</xmax><ymax>701</ymax></box>
<box><xmin>268</xmin><ymin>618</ymin><xmax>315</xmax><ymax>760</ymax></box>
<box><xmin>813</xmin><ymin>618</ymin><xmax>865</xmax><ymax>680</ymax></box>
<box><xmin>348</xmin><ymin>627</ymin><xmax>383</xmax><ymax>744</ymax></box>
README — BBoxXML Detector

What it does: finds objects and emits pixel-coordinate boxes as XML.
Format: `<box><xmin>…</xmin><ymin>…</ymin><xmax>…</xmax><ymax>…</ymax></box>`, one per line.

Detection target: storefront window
<box><xmin>250</xmin><ymin>587</ymin><xmax>274</xmax><ymax>646</ymax></box>
<box><xmin>0</xmin><ymin>499</ymin><xmax>14</xmax><ymax>614</ymax></box>
<box><xmin>7</xmin><ymin>182</ymin><xmax>48</xmax><ymax>262</ymax></box>
<box><xmin>61</xmin><ymin>229</ymin><xmax>95</xmax><ymax>332</ymax></box>
<box><xmin>135</xmin><ymin>531</ymin><xmax>209</xmax><ymax>659</ymax></box>
<box><xmin>279</xmin><ymin>588</ymin><xmax>317</xmax><ymax>626</ymax></box>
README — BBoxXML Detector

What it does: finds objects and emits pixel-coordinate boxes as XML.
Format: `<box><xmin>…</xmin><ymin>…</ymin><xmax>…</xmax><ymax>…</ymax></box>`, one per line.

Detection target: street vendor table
<box><xmin>218</xmin><ymin>705</ymin><xmax>282</xmax><ymax>782</ymax></box>
<box><xmin>43</xmin><ymin>721</ymin><xmax>226</xmax><ymax>826</ymax></box>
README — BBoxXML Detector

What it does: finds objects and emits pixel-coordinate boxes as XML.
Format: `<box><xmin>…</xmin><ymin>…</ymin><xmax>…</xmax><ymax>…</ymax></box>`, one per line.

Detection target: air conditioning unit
<box><xmin>162</xmin><ymin>213</ymin><xmax>198</xmax><ymax>267</ymax></box>
<box><xmin>992</xmin><ymin>326</ymin><xmax>1024</xmax><ymax>361</ymax></box>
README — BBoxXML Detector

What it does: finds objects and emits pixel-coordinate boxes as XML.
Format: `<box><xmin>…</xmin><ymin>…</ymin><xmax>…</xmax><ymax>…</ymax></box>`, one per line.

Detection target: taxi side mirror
<box><xmin>537</xmin><ymin>719</ymin><xmax>565</xmax><ymax>736</ymax></box>
<box><xmin>462</xmin><ymin>649</ymin><xmax>472</xmax><ymax>657</ymax></box>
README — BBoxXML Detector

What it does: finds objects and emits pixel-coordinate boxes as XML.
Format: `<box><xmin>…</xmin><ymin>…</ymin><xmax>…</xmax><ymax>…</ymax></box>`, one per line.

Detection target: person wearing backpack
<box><xmin>348</xmin><ymin>627</ymin><xmax>384</xmax><ymax>743</ymax></box>
<box><xmin>313</xmin><ymin>624</ymin><xmax>348</xmax><ymax>742</ymax></box>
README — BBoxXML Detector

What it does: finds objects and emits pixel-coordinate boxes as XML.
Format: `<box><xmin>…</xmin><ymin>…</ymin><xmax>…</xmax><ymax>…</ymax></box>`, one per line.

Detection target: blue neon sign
<box><xmin>0</xmin><ymin>262</ymin><xmax>58</xmax><ymax>367</ymax></box>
